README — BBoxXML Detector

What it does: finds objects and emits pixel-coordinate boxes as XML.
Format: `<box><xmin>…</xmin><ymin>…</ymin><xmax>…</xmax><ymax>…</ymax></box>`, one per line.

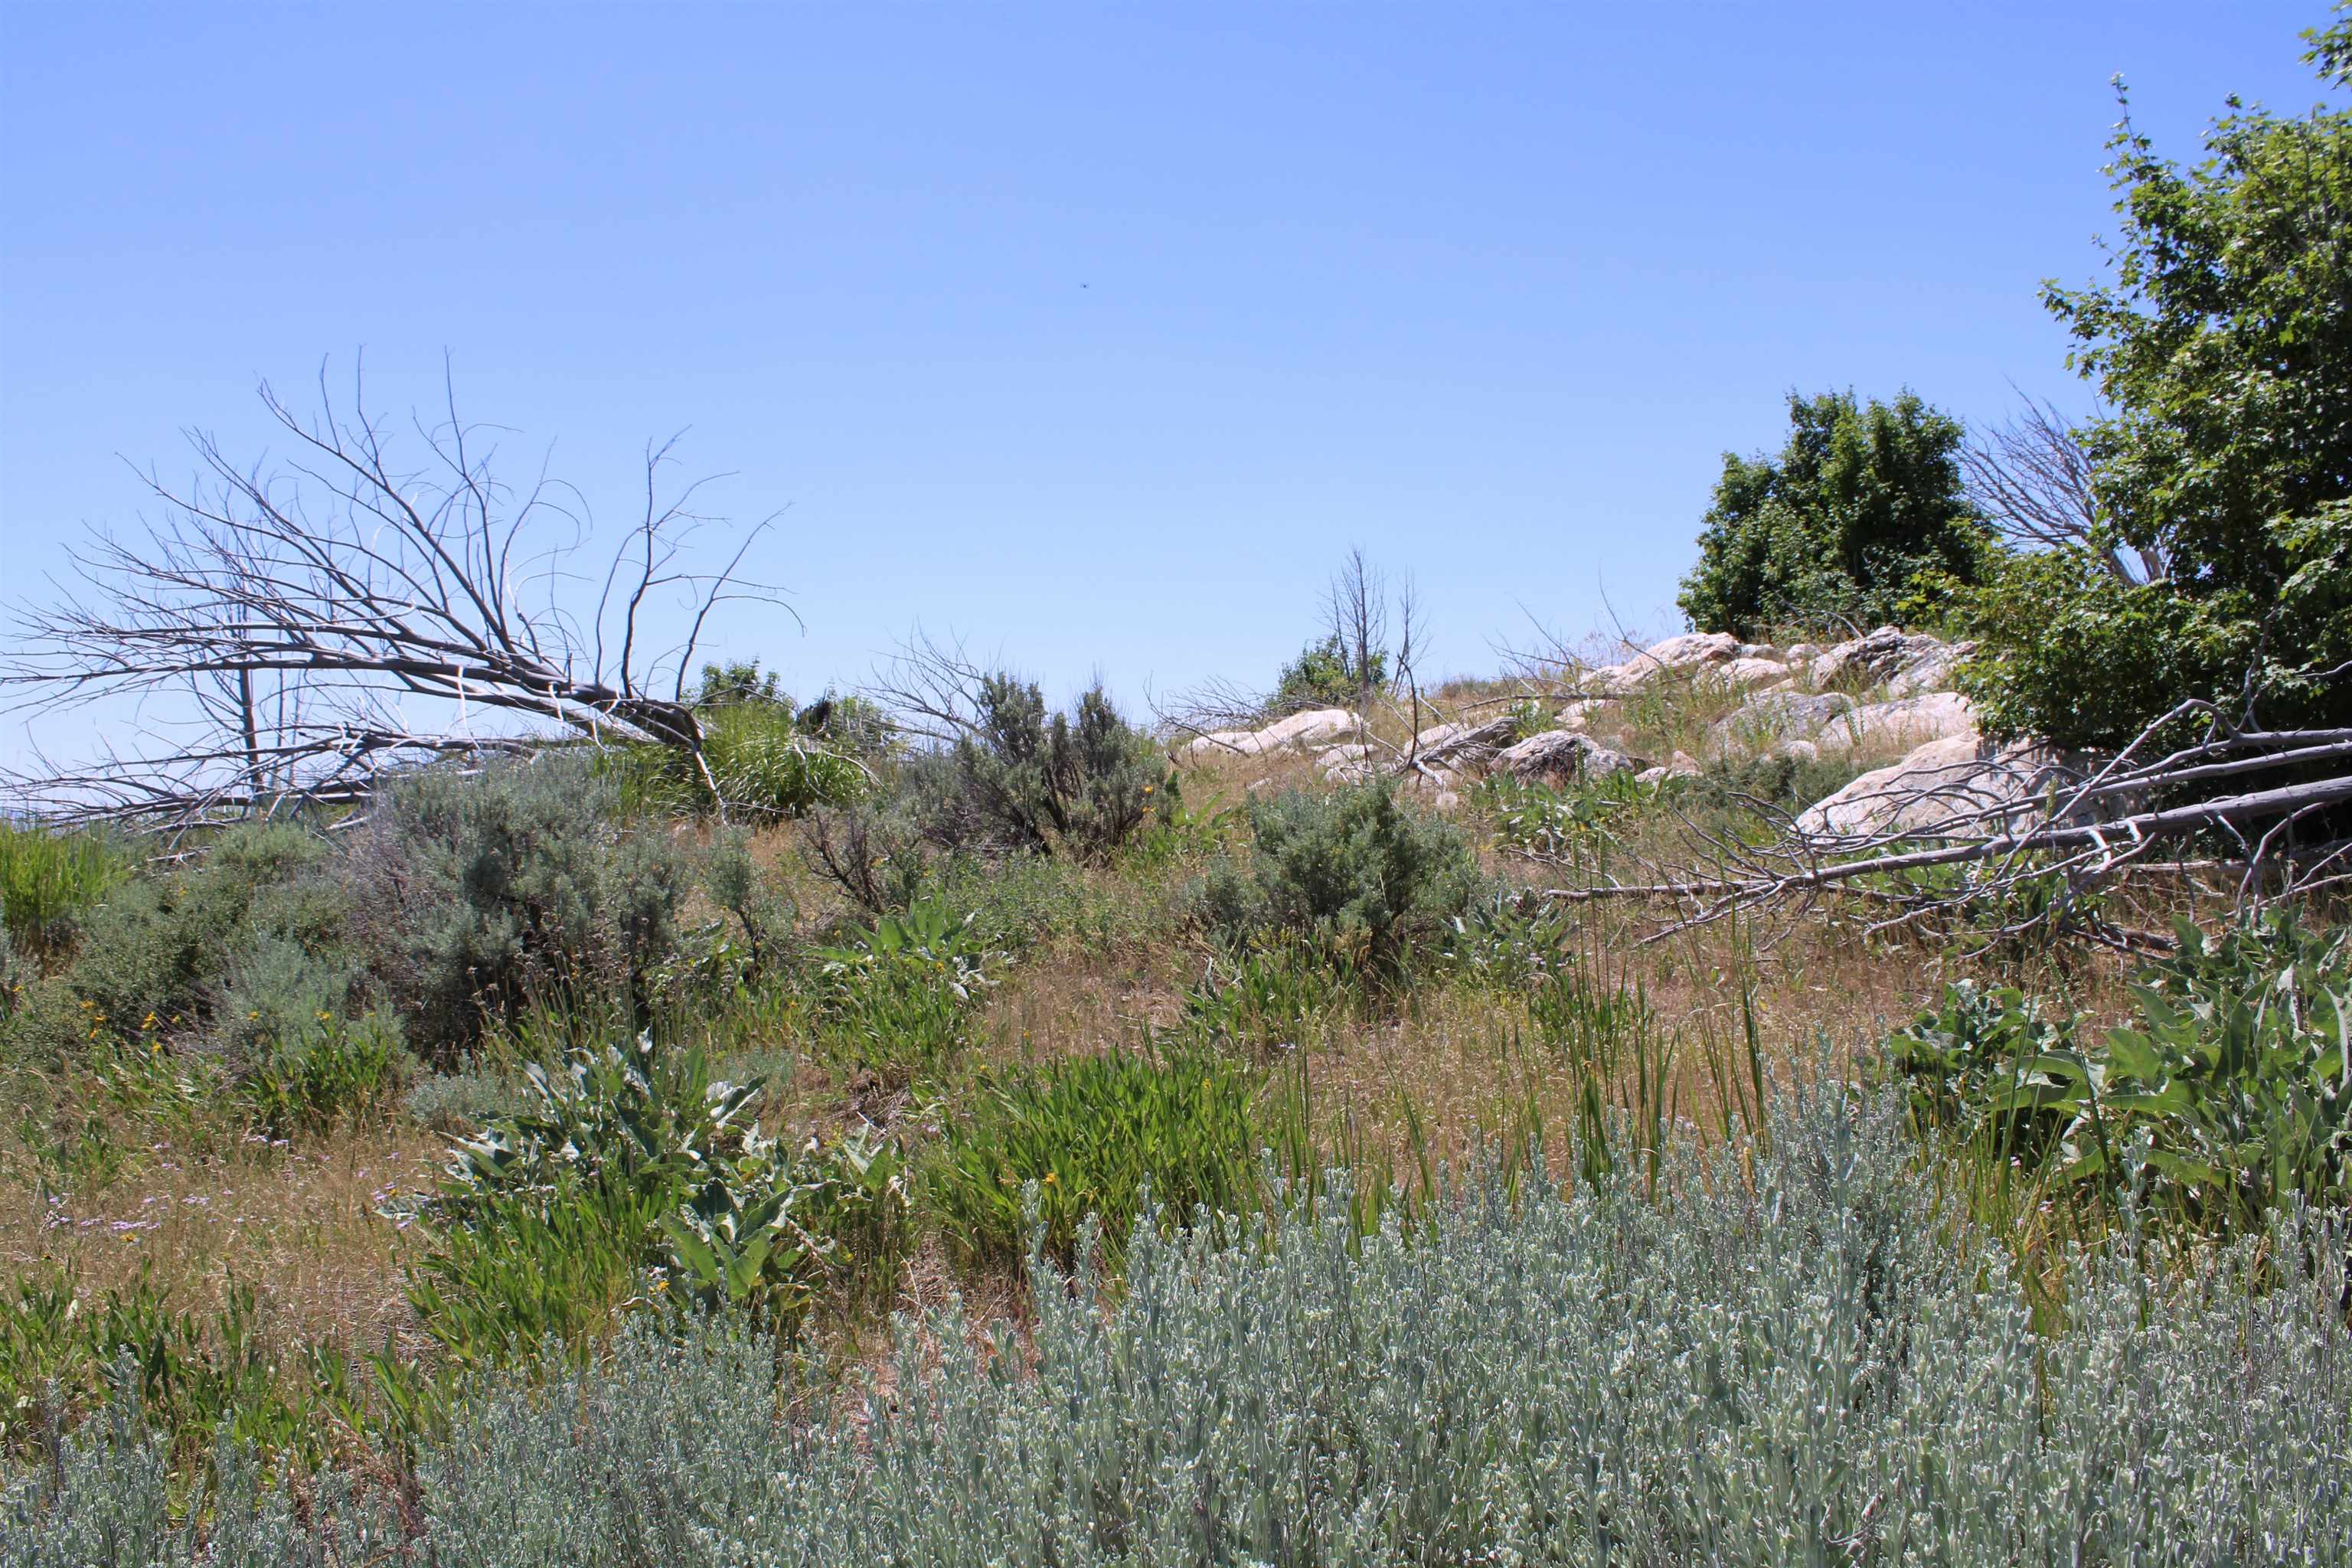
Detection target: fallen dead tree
<box><xmin>1523</xmin><ymin>696</ymin><xmax>2352</xmax><ymax>949</ymax></box>
<box><xmin>2</xmin><ymin>368</ymin><xmax>792</xmax><ymax>831</ymax></box>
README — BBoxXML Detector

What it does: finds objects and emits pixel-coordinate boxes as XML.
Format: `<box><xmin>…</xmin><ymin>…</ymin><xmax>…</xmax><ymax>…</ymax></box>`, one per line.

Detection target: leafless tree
<box><xmin>1324</xmin><ymin>546</ymin><xmax>1390</xmax><ymax>712</ymax></box>
<box><xmin>1962</xmin><ymin>395</ymin><xmax>2163</xmax><ymax>583</ymax></box>
<box><xmin>2</xmin><ymin>366</ymin><xmax>791</xmax><ymax>829</ymax></box>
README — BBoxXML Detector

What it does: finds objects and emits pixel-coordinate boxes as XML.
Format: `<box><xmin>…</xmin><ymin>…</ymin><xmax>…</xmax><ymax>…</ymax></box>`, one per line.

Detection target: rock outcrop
<box><xmin>1497</xmin><ymin>730</ymin><xmax>1647</xmax><ymax>786</ymax></box>
<box><xmin>1186</xmin><ymin>707</ymin><xmax>1361</xmax><ymax>757</ymax></box>
<box><xmin>1813</xmin><ymin>691</ymin><xmax>1976</xmax><ymax>753</ymax></box>
<box><xmin>1794</xmin><ymin>735</ymin><xmax>2055</xmax><ymax>841</ymax></box>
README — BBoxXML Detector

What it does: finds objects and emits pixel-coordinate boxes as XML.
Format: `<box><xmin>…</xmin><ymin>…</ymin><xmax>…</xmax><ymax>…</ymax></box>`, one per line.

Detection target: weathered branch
<box><xmin>2</xmin><ymin>364</ymin><xmax>792</xmax><ymax>828</ymax></box>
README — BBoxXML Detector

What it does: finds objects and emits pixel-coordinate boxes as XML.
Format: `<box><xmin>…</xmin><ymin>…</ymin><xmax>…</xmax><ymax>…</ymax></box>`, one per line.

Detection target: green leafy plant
<box><xmin>808</xmin><ymin>898</ymin><xmax>998</xmax><ymax>1079</ymax></box>
<box><xmin>407</xmin><ymin>1028</ymin><xmax>904</xmax><ymax>1364</ymax></box>
<box><xmin>25</xmin><ymin>1088</ymin><xmax>2350</xmax><ymax>1564</ymax></box>
<box><xmin>929</xmin><ymin>1047</ymin><xmax>1264</xmax><ymax>1267</ymax></box>
<box><xmin>1679</xmin><ymin>389</ymin><xmax>1993</xmax><ymax>639</ymax></box>
<box><xmin>0</xmin><ymin>822</ymin><xmax>127</xmax><ymax>965</ymax></box>
<box><xmin>1881</xmin><ymin>910</ymin><xmax>2351</xmax><ymax>1234</ymax></box>
<box><xmin>1176</xmin><ymin>936</ymin><xmax>1360</xmax><ymax>1052</ymax></box>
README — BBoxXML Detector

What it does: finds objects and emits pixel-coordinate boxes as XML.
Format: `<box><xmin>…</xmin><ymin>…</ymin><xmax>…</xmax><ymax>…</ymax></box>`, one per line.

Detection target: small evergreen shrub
<box><xmin>1269</xmin><ymin>632</ymin><xmax>1386</xmax><ymax>714</ymax></box>
<box><xmin>1198</xmin><ymin>781</ymin><xmax>1483</xmax><ymax>965</ymax></box>
<box><xmin>351</xmin><ymin>756</ymin><xmax>685</xmax><ymax>1060</ymax></box>
<box><xmin>915</xmin><ymin>679</ymin><xmax>1172</xmax><ymax>862</ymax></box>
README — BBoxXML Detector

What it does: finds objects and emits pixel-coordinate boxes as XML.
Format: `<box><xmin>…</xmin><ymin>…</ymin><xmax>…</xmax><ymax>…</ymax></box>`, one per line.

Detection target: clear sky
<box><xmin>0</xmin><ymin>2</ymin><xmax>2334</xmax><ymax>763</ymax></box>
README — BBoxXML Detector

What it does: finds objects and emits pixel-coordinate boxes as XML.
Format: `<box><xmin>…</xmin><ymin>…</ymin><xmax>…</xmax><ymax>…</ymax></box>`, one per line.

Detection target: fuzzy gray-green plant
<box><xmin>1198</xmin><ymin>780</ymin><xmax>1483</xmax><ymax>966</ymax></box>
<box><xmin>13</xmin><ymin>1085</ymin><xmax>2347</xmax><ymax>1566</ymax></box>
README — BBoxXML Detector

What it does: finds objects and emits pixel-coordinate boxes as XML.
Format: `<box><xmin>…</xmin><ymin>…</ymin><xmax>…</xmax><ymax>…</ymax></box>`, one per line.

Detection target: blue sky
<box><xmin>0</xmin><ymin>2</ymin><xmax>2332</xmax><ymax>763</ymax></box>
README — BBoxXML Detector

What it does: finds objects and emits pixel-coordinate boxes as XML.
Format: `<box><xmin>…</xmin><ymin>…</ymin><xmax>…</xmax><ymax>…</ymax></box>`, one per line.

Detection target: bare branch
<box><xmin>2</xmin><ymin>367</ymin><xmax>791</xmax><ymax>829</ymax></box>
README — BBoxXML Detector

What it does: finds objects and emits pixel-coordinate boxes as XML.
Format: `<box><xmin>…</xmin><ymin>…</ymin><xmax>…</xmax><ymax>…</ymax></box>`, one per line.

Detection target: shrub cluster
<box><xmin>1880</xmin><ymin>909</ymin><xmax>2350</xmax><ymax>1234</ymax></box>
<box><xmin>1197</xmin><ymin>781</ymin><xmax>1483</xmax><ymax>966</ymax></box>
<box><xmin>16</xmin><ymin>1087</ymin><xmax>2346</xmax><ymax>1565</ymax></box>
<box><xmin>349</xmin><ymin>753</ymin><xmax>688</xmax><ymax>1060</ymax></box>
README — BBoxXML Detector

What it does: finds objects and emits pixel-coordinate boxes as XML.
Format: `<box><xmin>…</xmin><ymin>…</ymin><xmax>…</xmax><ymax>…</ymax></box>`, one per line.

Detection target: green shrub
<box><xmin>929</xmin><ymin>1047</ymin><xmax>1264</xmax><ymax>1268</ymax></box>
<box><xmin>353</xmin><ymin>756</ymin><xmax>685</xmax><ymax>1059</ymax></box>
<box><xmin>0</xmin><ymin>822</ymin><xmax>127</xmax><ymax>965</ymax></box>
<box><xmin>1881</xmin><ymin>910</ymin><xmax>2351</xmax><ymax>1235</ymax></box>
<box><xmin>916</xmin><ymin>679</ymin><xmax>1172</xmax><ymax>862</ymax></box>
<box><xmin>1438</xmin><ymin>890</ymin><xmax>1576</xmax><ymax>992</ymax></box>
<box><xmin>1678</xmin><ymin>389</ymin><xmax>1994</xmax><ymax>639</ymax></box>
<box><xmin>1</xmin><ymin>822</ymin><xmax>351</xmax><ymax>1066</ymax></box>
<box><xmin>1269</xmin><ymin>632</ymin><xmax>1385</xmax><ymax>714</ymax></box>
<box><xmin>236</xmin><ymin>1008</ymin><xmax>405</xmax><ymax>1138</ymax></box>
<box><xmin>1958</xmin><ymin>21</ymin><xmax>2352</xmax><ymax>750</ymax></box>
<box><xmin>1198</xmin><ymin>781</ymin><xmax>1483</xmax><ymax>966</ymax></box>
<box><xmin>807</xmin><ymin>898</ymin><xmax>997</xmax><ymax>1080</ymax></box>
<box><xmin>407</xmin><ymin>1028</ymin><xmax>906</xmax><ymax>1364</ymax></box>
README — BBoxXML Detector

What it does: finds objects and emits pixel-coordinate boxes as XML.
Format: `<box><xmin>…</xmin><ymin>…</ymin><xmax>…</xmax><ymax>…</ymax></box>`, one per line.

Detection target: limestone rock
<box><xmin>1184</xmin><ymin>707</ymin><xmax>1361</xmax><ymax>757</ymax></box>
<box><xmin>1714</xmin><ymin>691</ymin><xmax>1856</xmax><ymax>750</ymax></box>
<box><xmin>1884</xmin><ymin>639</ymin><xmax>1976</xmax><ymax>698</ymax></box>
<box><xmin>1315</xmin><ymin>743</ymin><xmax>1373</xmax><ymax>781</ymax></box>
<box><xmin>1497</xmin><ymin>730</ymin><xmax>1648</xmax><ymax>786</ymax></box>
<box><xmin>1586</xmin><ymin>631</ymin><xmax>1741</xmax><ymax>694</ymax></box>
<box><xmin>1413</xmin><ymin>714</ymin><xmax>1519</xmax><ymax>769</ymax></box>
<box><xmin>1717</xmin><ymin>656</ymin><xmax>1792</xmax><ymax>691</ymax></box>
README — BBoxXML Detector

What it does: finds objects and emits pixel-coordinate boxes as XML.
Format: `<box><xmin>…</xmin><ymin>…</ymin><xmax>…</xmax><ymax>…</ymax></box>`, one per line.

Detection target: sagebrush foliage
<box><xmin>352</xmin><ymin>755</ymin><xmax>686</xmax><ymax>1059</ymax></box>
<box><xmin>918</xmin><ymin>679</ymin><xmax>1171</xmax><ymax>862</ymax></box>
<box><xmin>13</xmin><ymin>1089</ymin><xmax>2347</xmax><ymax>1565</ymax></box>
<box><xmin>1198</xmin><ymin>781</ymin><xmax>1483</xmax><ymax>965</ymax></box>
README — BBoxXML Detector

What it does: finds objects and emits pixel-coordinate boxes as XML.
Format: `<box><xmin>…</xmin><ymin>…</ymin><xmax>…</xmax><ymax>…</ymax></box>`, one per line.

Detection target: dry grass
<box><xmin>0</xmin><ymin>690</ymin><xmax>2171</xmax><ymax>1426</ymax></box>
<box><xmin>0</xmin><ymin>1113</ymin><xmax>437</xmax><ymax>1359</ymax></box>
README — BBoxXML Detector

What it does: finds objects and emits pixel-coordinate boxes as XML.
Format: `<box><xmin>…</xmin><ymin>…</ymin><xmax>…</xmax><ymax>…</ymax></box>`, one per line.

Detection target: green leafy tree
<box><xmin>1678</xmin><ymin>390</ymin><xmax>1993</xmax><ymax>639</ymax></box>
<box><xmin>1962</xmin><ymin>15</ymin><xmax>2352</xmax><ymax>747</ymax></box>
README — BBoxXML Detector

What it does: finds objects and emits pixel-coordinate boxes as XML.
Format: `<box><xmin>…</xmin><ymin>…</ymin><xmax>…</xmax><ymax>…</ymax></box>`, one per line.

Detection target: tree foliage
<box><xmin>1962</xmin><ymin>15</ymin><xmax>2352</xmax><ymax>746</ymax></box>
<box><xmin>1678</xmin><ymin>390</ymin><xmax>1992</xmax><ymax>639</ymax></box>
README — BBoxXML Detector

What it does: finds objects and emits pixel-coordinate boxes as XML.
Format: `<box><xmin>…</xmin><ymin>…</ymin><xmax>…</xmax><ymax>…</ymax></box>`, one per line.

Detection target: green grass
<box><xmin>0</xmin><ymin>821</ymin><xmax>127</xmax><ymax>963</ymax></box>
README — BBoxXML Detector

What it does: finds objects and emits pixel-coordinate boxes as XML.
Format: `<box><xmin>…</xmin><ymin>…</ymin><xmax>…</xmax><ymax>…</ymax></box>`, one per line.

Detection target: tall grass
<box><xmin>0</xmin><ymin>821</ymin><xmax>126</xmax><ymax>963</ymax></box>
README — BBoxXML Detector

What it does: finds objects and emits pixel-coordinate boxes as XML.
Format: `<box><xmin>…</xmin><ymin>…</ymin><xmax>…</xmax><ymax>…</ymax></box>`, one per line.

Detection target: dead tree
<box><xmin>1962</xmin><ymin>395</ymin><xmax>2164</xmax><ymax>583</ymax></box>
<box><xmin>1521</xmin><ymin>695</ymin><xmax>2352</xmax><ymax>951</ymax></box>
<box><xmin>2</xmin><ymin>368</ymin><xmax>789</xmax><ymax>828</ymax></box>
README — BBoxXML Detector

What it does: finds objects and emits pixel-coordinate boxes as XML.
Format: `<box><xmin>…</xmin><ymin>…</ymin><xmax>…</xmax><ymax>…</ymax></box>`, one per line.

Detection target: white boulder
<box><xmin>1794</xmin><ymin>736</ymin><xmax>2055</xmax><ymax>842</ymax></box>
<box><xmin>1814</xmin><ymin>691</ymin><xmax>1977</xmax><ymax>753</ymax></box>
<box><xmin>1184</xmin><ymin>707</ymin><xmax>1362</xmax><ymax>757</ymax></box>
<box><xmin>1586</xmin><ymin>632</ymin><xmax>1741</xmax><ymax>694</ymax></box>
<box><xmin>1810</xmin><ymin>627</ymin><xmax>1952</xmax><ymax>691</ymax></box>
